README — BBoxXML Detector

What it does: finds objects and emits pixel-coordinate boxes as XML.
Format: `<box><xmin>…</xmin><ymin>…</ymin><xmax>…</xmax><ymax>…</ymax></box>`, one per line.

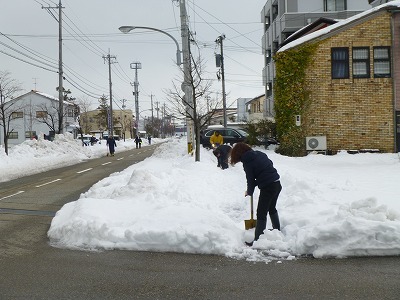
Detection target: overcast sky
<box><xmin>1</xmin><ymin>0</ymin><xmax>267</xmax><ymax>117</ymax></box>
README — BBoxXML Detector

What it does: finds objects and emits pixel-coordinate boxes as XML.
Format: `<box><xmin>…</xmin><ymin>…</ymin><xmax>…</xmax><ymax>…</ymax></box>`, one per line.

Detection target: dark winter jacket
<box><xmin>241</xmin><ymin>150</ymin><xmax>280</xmax><ymax>196</ymax></box>
<box><xmin>106</xmin><ymin>137</ymin><xmax>117</xmax><ymax>153</ymax></box>
<box><xmin>213</xmin><ymin>144</ymin><xmax>232</xmax><ymax>169</ymax></box>
<box><xmin>215</xmin><ymin>144</ymin><xmax>231</xmax><ymax>157</ymax></box>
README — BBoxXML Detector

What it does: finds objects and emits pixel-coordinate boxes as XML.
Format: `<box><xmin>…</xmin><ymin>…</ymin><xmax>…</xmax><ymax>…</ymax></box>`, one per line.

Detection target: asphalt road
<box><xmin>0</xmin><ymin>143</ymin><xmax>399</xmax><ymax>299</ymax></box>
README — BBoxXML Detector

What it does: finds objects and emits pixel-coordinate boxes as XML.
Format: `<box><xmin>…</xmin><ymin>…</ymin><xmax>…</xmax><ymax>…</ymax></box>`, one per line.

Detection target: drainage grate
<box><xmin>0</xmin><ymin>208</ymin><xmax>56</xmax><ymax>217</ymax></box>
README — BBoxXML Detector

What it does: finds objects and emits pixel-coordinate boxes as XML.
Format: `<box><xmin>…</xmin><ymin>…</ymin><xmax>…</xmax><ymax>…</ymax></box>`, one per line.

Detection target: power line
<box><xmin>63</xmin><ymin>75</ymin><xmax>103</xmax><ymax>99</ymax></box>
<box><xmin>0</xmin><ymin>49</ymin><xmax>57</xmax><ymax>73</ymax></box>
<box><xmin>0</xmin><ymin>40</ymin><xmax>58</xmax><ymax>70</ymax></box>
<box><xmin>0</xmin><ymin>31</ymin><xmax>58</xmax><ymax>66</ymax></box>
<box><xmin>187</xmin><ymin>1</ymin><xmax>261</xmax><ymax>48</ymax></box>
<box><xmin>61</xmin><ymin>12</ymin><xmax>104</xmax><ymax>57</ymax></box>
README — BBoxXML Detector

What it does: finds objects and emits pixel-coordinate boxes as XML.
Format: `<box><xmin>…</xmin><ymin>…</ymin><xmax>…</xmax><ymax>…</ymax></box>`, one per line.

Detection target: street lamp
<box><xmin>118</xmin><ymin>24</ymin><xmax>193</xmax><ymax>153</ymax></box>
<box><xmin>118</xmin><ymin>26</ymin><xmax>182</xmax><ymax>66</ymax></box>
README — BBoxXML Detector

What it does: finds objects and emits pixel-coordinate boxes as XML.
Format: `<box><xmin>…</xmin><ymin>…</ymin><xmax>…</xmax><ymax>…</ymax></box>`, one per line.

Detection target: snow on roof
<box><xmin>35</xmin><ymin>91</ymin><xmax>59</xmax><ymax>101</ymax></box>
<box><xmin>34</xmin><ymin>90</ymin><xmax>74</xmax><ymax>105</ymax></box>
<box><xmin>278</xmin><ymin>1</ymin><xmax>400</xmax><ymax>53</ymax></box>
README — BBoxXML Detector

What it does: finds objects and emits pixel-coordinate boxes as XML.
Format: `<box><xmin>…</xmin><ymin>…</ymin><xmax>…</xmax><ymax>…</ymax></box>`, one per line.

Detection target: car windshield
<box><xmin>237</xmin><ymin>129</ymin><xmax>248</xmax><ymax>136</ymax></box>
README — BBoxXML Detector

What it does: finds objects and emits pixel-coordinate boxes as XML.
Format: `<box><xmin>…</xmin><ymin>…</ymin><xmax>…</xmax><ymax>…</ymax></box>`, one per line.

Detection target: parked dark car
<box><xmin>256</xmin><ymin>136</ymin><xmax>280</xmax><ymax>149</ymax></box>
<box><xmin>200</xmin><ymin>128</ymin><xmax>248</xmax><ymax>148</ymax></box>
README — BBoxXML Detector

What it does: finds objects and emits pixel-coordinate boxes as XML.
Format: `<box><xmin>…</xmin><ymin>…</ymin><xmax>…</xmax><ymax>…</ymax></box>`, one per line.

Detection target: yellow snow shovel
<box><xmin>244</xmin><ymin>196</ymin><xmax>257</xmax><ymax>230</ymax></box>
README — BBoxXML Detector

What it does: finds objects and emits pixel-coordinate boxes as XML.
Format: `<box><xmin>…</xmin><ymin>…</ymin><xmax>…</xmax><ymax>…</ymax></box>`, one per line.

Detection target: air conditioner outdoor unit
<box><xmin>306</xmin><ymin>136</ymin><xmax>327</xmax><ymax>151</ymax></box>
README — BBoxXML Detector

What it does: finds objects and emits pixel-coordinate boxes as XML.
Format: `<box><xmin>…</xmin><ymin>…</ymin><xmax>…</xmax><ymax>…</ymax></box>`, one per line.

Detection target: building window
<box><xmin>11</xmin><ymin>111</ymin><xmax>23</xmax><ymax>119</ymax></box>
<box><xmin>324</xmin><ymin>0</ymin><xmax>346</xmax><ymax>11</ymax></box>
<box><xmin>374</xmin><ymin>47</ymin><xmax>391</xmax><ymax>78</ymax></box>
<box><xmin>264</xmin><ymin>15</ymin><xmax>270</xmax><ymax>31</ymax></box>
<box><xmin>332</xmin><ymin>47</ymin><xmax>349</xmax><ymax>79</ymax></box>
<box><xmin>266</xmin><ymin>49</ymin><xmax>272</xmax><ymax>64</ymax></box>
<box><xmin>9</xmin><ymin>132</ymin><xmax>18</xmax><ymax>139</ymax></box>
<box><xmin>272</xmin><ymin>41</ymin><xmax>279</xmax><ymax>55</ymax></box>
<box><xmin>266</xmin><ymin>82</ymin><xmax>272</xmax><ymax>97</ymax></box>
<box><xmin>67</xmin><ymin>108</ymin><xmax>74</xmax><ymax>117</ymax></box>
<box><xmin>25</xmin><ymin>131</ymin><xmax>37</xmax><ymax>138</ymax></box>
<box><xmin>272</xmin><ymin>4</ymin><xmax>278</xmax><ymax>21</ymax></box>
<box><xmin>36</xmin><ymin>111</ymin><xmax>47</xmax><ymax>118</ymax></box>
<box><xmin>352</xmin><ymin>47</ymin><xmax>370</xmax><ymax>78</ymax></box>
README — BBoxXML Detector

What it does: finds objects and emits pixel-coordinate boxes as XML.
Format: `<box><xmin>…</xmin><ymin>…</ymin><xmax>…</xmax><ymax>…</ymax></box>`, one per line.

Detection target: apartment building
<box><xmin>261</xmin><ymin>0</ymin><xmax>371</xmax><ymax>117</ymax></box>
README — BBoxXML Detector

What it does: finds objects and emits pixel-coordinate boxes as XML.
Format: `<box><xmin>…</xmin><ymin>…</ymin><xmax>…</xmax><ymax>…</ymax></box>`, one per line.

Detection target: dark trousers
<box><xmin>256</xmin><ymin>181</ymin><xmax>282</xmax><ymax>220</ymax></box>
<box><xmin>218</xmin><ymin>154</ymin><xmax>229</xmax><ymax>169</ymax></box>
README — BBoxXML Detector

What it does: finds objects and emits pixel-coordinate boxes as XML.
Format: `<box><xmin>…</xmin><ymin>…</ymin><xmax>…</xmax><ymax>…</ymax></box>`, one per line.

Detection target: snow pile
<box><xmin>44</xmin><ymin>139</ymin><xmax>400</xmax><ymax>261</ymax></box>
<box><xmin>1</xmin><ymin>135</ymin><xmax>399</xmax><ymax>261</ymax></box>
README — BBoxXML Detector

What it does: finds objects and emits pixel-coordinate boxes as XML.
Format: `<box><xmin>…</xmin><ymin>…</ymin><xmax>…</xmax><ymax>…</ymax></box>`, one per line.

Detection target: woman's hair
<box><xmin>230</xmin><ymin>142</ymin><xmax>252</xmax><ymax>165</ymax></box>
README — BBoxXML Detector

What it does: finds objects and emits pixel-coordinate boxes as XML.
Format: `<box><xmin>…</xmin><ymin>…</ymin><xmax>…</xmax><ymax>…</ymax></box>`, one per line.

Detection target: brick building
<box><xmin>277</xmin><ymin>2</ymin><xmax>400</xmax><ymax>153</ymax></box>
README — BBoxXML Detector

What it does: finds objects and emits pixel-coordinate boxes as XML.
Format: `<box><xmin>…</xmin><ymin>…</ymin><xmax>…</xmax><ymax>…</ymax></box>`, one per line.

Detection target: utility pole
<box><xmin>216</xmin><ymin>34</ymin><xmax>227</xmax><ymax>128</ymax></box>
<box><xmin>130</xmin><ymin>62</ymin><xmax>142</xmax><ymax>134</ymax></box>
<box><xmin>155</xmin><ymin>101</ymin><xmax>160</xmax><ymax>119</ymax></box>
<box><xmin>150</xmin><ymin>94</ymin><xmax>154</xmax><ymax>125</ymax></box>
<box><xmin>179</xmin><ymin>0</ymin><xmax>195</xmax><ymax>153</ymax></box>
<box><xmin>121</xmin><ymin>98</ymin><xmax>127</xmax><ymax>141</ymax></box>
<box><xmin>103</xmin><ymin>52</ymin><xmax>117</xmax><ymax>136</ymax></box>
<box><xmin>42</xmin><ymin>0</ymin><xmax>64</xmax><ymax>133</ymax></box>
<box><xmin>162</xmin><ymin>103</ymin><xmax>166</xmax><ymax>138</ymax></box>
<box><xmin>155</xmin><ymin>101</ymin><xmax>160</xmax><ymax>137</ymax></box>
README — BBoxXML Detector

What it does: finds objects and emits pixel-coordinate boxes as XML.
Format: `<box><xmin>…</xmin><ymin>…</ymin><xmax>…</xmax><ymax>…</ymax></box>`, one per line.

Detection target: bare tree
<box><xmin>35</xmin><ymin>88</ymin><xmax>76</xmax><ymax>137</ymax></box>
<box><xmin>0</xmin><ymin>70</ymin><xmax>22</xmax><ymax>155</ymax></box>
<box><xmin>165</xmin><ymin>56</ymin><xmax>221</xmax><ymax>161</ymax></box>
<box><xmin>75</xmin><ymin>96</ymin><xmax>92</xmax><ymax>135</ymax></box>
<box><xmin>35</xmin><ymin>102</ymin><xmax>59</xmax><ymax>134</ymax></box>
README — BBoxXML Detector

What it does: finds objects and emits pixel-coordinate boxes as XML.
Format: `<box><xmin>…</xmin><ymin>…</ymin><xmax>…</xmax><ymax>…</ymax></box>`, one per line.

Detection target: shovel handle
<box><xmin>250</xmin><ymin>195</ymin><xmax>254</xmax><ymax>219</ymax></box>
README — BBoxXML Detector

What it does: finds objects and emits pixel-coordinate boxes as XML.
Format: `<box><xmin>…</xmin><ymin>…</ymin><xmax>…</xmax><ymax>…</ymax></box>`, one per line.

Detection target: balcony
<box><xmin>278</xmin><ymin>11</ymin><xmax>364</xmax><ymax>33</ymax></box>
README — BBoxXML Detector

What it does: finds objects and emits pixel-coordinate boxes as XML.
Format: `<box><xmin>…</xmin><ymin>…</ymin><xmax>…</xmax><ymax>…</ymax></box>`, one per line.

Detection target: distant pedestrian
<box><xmin>90</xmin><ymin>135</ymin><xmax>97</xmax><ymax>146</ymax></box>
<box><xmin>148</xmin><ymin>135</ymin><xmax>152</xmax><ymax>145</ymax></box>
<box><xmin>138</xmin><ymin>137</ymin><xmax>142</xmax><ymax>148</ymax></box>
<box><xmin>106</xmin><ymin>135</ymin><xmax>117</xmax><ymax>156</ymax></box>
<box><xmin>135</xmin><ymin>136</ymin><xmax>140</xmax><ymax>149</ymax></box>
<box><xmin>213</xmin><ymin>144</ymin><xmax>232</xmax><ymax>170</ymax></box>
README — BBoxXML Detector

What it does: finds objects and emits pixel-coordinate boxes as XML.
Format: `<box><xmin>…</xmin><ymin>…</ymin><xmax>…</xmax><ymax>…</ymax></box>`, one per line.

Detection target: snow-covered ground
<box><xmin>1</xmin><ymin>133</ymin><xmax>399</xmax><ymax>263</ymax></box>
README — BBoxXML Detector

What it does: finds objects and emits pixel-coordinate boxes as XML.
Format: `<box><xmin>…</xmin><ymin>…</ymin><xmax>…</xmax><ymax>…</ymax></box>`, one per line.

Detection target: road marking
<box><xmin>35</xmin><ymin>179</ymin><xmax>61</xmax><ymax>188</ymax></box>
<box><xmin>76</xmin><ymin>168</ymin><xmax>93</xmax><ymax>174</ymax></box>
<box><xmin>117</xmin><ymin>157</ymin><xmax>124</xmax><ymax>161</ymax></box>
<box><xmin>102</xmin><ymin>162</ymin><xmax>112</xmax><ymax>165</ymax></box>
<box><xmin>0</xmin><ymin>208</ymin><xmax>56</xmax><ymax>217</ymax></box>
<box><xmin>0</xmin><ymin>191</ymin><xmax>25</xmax><ymax>201</ymax></box>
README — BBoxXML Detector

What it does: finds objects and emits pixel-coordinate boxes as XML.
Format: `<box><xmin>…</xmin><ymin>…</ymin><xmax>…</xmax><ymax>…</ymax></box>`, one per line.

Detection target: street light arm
<box><xmin>118</xmin><ymin>26</ymin><xmax>182</xmax><ymax>66</ymax></box>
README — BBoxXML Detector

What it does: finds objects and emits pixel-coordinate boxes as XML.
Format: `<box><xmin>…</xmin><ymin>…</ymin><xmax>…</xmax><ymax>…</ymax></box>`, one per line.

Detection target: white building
<box><xmin>0</xmin><ymin>90</ymin><xmax>78</xmax><ymax>146</ymax></box>
<box><xmin>261</xmin><ymin>0</ymin><xmax>372</xmax><ymax>117</ymax></box>
<box><xmin>236</xmin><ymin>97</ymin><xmax>252</xmax><ymax>122</ymax></box>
